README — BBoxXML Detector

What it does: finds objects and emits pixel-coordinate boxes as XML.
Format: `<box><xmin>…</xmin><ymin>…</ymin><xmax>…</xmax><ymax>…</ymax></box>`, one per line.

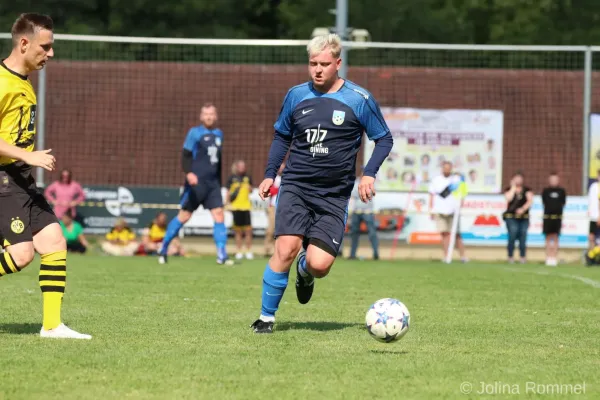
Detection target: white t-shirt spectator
<box><xmin>429</xmin><ymin>174</ymin><xmax>458</xmax><ymax>215</ymax></box>
<box><xmin>588</xmin><ymin>181</ymin><xmax>599</xmax><ymax>220</ymax></box>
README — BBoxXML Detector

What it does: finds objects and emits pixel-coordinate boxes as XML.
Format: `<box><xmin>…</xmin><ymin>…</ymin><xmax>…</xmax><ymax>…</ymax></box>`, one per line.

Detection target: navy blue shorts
<box><xmin>275</xmin><ymin>184</ymin><xmax>348</xmax><ymax>255</ymax></box>
<box><xmin>180</xmin><ymin>180</ymin><xmax>223</xmax><ymax>212</ymax></box>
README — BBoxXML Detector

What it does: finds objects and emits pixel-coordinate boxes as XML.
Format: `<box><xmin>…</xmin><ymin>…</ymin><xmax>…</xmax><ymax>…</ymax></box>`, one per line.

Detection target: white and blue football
<box><xmin>365</xmin><ymin>298</ymin><xmax>410</xmax><ymax>343</ymax></box>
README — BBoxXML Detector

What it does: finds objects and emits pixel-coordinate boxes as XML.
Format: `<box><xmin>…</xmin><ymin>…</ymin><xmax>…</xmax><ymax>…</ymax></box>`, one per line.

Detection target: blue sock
<box><xmin>213</xmin><ymin>222</ymin><xmax>227</xmax><ymax>258</ymax></box>
<box><xmin>160</xmin><ymin>217</ymin><xmax>183</xmax><ymax>255</ymax></box>
<box><xmin>260</xmin><ymin>264</ymin><xmax>289</xmax><ymax>320</ymax></box>
<box><xmin>297</xmin><ymin>252</ymin><xmax>310</xmax><ymax>278</ymax></box>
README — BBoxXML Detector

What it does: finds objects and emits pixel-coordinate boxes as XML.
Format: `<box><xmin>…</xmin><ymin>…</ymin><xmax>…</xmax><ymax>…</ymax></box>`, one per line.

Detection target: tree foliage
<box><xmin>2</xmin><ymin>0</ymin><xmax>600</xmax><ymax>44</ymax></box>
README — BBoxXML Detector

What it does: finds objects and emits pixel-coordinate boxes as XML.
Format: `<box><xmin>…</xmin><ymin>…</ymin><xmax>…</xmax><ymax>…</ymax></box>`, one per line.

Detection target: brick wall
<box><xmin>42</xmin><ymin>61</ymin><xmax>587</xmax><ymax>194</ymax></box>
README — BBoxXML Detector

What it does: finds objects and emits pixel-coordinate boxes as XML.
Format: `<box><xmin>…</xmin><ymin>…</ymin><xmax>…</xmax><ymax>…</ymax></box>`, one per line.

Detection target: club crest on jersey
<box><xmin>215</xmin><ymin>137</ymin><xmax>222</xmax><ymax>146</ymax></box>
<box><xmin>332</xmin><ymin>110</ymin><xmax>345</xmax><ymax>126</ymax></box>
<box><xmin>10</xmin><ymin>217</ymin><xmax>24</xmax><ymax>234</ymax></box>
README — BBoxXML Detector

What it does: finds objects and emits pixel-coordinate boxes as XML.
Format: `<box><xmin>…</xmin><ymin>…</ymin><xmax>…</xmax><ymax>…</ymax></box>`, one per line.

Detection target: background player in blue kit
<box><xmin>158</xmin><ymin>103</ymin><xmax>232</xmax><ymax>265</ymax></box>
<box><xmin>250</xmin><ymin>34</ymin><xmax>394</xmax><ymax>333</ymax></box>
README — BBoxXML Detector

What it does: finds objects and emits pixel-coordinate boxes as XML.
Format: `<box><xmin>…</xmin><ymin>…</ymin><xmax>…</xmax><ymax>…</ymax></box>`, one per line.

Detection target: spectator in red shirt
<box><xmin>44</xmin><ymin>169</ymin><xmax>85</xmax><ymax>219</ymax></box>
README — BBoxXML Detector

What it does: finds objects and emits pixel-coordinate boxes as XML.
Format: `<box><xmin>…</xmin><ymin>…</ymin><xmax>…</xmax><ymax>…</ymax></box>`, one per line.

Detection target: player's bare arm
<box><xmin>0</xmin><ymin>139</ymin><xmax>55</xmax><ymax>171</ymax></box>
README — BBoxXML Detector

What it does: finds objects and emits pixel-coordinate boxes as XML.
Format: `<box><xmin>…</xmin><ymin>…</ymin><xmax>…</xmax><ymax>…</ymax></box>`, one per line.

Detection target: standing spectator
<box><xmin>587</xmin><ymin>169</ymin><xmax>600</xmax><ymax>250</ymax></box>
<box><xmin>264</xmin><ymin>162</ymin><xmax>284</xmax><ymax>257</ymax></box>
<box><xmin>429</xmin><ymin>161</ymin><xmax>468</xmax><ymax>263</ymax></box>
<box><xmin>348</xmin><ymin>176</ymin><xmax>379</xmax><ymax>260</ymax></box>
<box><xmin>503</xmin><ymin>173</ymin><xmax>534</xmax><ymax>264</ymax></box>
<box><xmin>541</xmin><ymin>172</ymin><xmax>567</xmax><ymax>266</ymax></box>
<box><xmin>44</xmin><ymin>169</ymin><xmax>85</xmax><ymax>219</ymax></box>
<box><xmin>226</xmin><ymin>160</ymin><xmax>254</xmax><ymax>260</ymax></box>
<box><xmin>59</xmin><ymin>213</ymin><xmax>88</xmax><ymax>253</ymax></box>
<box><xmin>101</xmin><ymin>218</ymin><xmax>139</xmax><ymax>256</ymax></box>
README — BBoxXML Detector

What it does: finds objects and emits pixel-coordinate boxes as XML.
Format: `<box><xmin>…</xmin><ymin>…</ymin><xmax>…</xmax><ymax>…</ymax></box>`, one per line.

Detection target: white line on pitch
<box><xmin>504</xmin><ymin>267</ymin><xmax>600</xmax><ymax>289</ymax></box>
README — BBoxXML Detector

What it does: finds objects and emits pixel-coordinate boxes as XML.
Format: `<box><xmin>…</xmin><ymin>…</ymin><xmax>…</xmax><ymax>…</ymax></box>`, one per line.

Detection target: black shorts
<box><xmin>589</xmin><ymin>221</ymin><xmax>599</xmax><ymax>235</ymax></box>
<box><xmin>232</xmin><ymin>210</ymin><xmax>251</xmax><ymax>229</ymax></box>
<box><xmin>67</xmin><ymin>241</ymin><xmax>87</xmax><ymax>253</ymax></box>
<box><xmin>275</xmin><ymin>184</ymin><xmax>349</xmax><ymax>257</ymax></box>
<box><xmin>543</xmin><ymin>218</ymin><xmax>562</xmax><ymax>235</ymax></box>
<box><xmin>180</xmin><ymin>180</ymin><xmax>223</xmax><ymax>212</ymax></box>
<box><xmin>0</xmin><ymin>170</ymin><xmax>58</xmax><ymax>246</ymax></box>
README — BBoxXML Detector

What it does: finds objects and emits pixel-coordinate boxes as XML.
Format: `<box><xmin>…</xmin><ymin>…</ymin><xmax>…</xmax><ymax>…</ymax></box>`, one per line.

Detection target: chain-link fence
<box><xmin>0</xmin><ymin>34</ymin><xmax>593</xmax><ymax>194</ymax></box>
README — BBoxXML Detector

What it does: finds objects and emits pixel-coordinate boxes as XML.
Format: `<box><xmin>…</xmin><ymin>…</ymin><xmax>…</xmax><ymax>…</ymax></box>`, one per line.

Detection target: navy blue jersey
<box><xmin>274</xmin><ymin>80</ymin><xmax>390</xmax><ymax>197</ymax></box>
<box><xmin>183</xmin><ymin>125</ymin><xmax>223</xmax><ymax>182</ymax></box>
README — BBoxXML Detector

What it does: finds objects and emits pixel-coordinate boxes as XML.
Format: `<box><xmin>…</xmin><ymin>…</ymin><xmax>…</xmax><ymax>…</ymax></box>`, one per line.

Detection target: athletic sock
<box><xmin>297</xmin><ymin>252</ymin><xmax>310</xmax><ymax>278</ymax></box>
<box><xmin>40</xmin><ymin>250</ymin><xmax>67</xmax><ymax>331</ymax></box>
<box><xmin>0</xmin><ymin>251</ymin><xmax>20</xmax><ymax>277</ymax></box>
<box><xmin>260</xmin><ymin>263</ymin><xmax>289</xmax><ymax>320</ymax></box>
<box><xmin>213</xmin><ymin>222</ymin><xmax>228</xmax><ymax>258</ymax></box>
<box><xmin>161</xmin><ymin>217</ymin><xmax>183</xmax><ymax>255</ymax></box>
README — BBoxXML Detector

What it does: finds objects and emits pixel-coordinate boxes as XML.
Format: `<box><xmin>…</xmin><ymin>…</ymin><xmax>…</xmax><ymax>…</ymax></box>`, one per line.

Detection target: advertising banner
<box><xmin>367</xmin><ymin>192</ymin><xmax>588</xmax><ymax>248</ymax></box>
<box><xmin>588</xmin><ymin>113</ymin><xmax>600</xmax><ymax>187</ymax></box>
<box><xmin>76</xmin><ymin>186</ymin><xmax>588</xmax><ymax>249</ymax></box>
<box><xmin>364</xmin><ymin>108</ymin><xmax>504</xmax><ymax>193</ymax></box>
<box><xmin>77</xmin><ymin>186</ymin><xmax>180</xmax><ymax>234</ymax></box>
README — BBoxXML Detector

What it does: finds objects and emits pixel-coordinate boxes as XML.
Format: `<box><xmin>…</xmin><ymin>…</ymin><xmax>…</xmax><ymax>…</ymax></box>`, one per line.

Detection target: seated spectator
<box><xmin>44</xmin><ymin>169</ymin><xmax>85</xmax><ymax>219</ymax></box>
<box><xmin>140</xmin><ymin>212</ymin><xmax>184</xmax><ymax>256</ymax></box>
<box><xmin>60</xmin><ymin>213</ymin><xmax>88</xmax><ymax>253</ymax></box>
<box><xmin>101</xmin><ymin>218</ymin><xmax>139</xmax><ymax>256</ymax></box>
<box><xmin>585</xmin><ymin>244</ymin><xmax>600</xmax><ymax>267</ymax></box>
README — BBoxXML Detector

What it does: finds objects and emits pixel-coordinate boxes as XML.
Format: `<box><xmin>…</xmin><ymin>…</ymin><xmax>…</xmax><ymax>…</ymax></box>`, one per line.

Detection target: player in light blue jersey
<box><xmin>250</xmin><ymin>34</ymin><xmax>394</xmax><ymax>333</ymax></box>
<box><xmin>158</xmin><ymin>103</ymin><xmax>232</xmax><ymax>265</ymax></box>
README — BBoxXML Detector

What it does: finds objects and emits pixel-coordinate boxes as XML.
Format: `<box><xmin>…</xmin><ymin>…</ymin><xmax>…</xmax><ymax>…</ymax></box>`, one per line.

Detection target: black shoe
<box><xmin>251</xmin><ymin>319</ymin><xmax>274</xmax><ymax>334</ymax></box>
<box><xmin>295</xmin><ymin>249</ymin><xmax>314</xmax><ymax>304</ymax></box>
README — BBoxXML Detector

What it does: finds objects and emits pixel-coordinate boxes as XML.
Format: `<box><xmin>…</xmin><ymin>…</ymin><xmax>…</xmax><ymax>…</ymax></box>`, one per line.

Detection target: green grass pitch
<box><xmin>1</xmin><ymin>255</ymin><xmax>599</xmax><ymax>399</ymax></box>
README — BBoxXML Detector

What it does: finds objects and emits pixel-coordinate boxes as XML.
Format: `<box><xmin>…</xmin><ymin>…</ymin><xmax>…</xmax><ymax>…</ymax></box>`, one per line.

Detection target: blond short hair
<box><xmin>307</xmin><ymin>34</ymin><xmax>342</xmax><ymax>58</ymax></box>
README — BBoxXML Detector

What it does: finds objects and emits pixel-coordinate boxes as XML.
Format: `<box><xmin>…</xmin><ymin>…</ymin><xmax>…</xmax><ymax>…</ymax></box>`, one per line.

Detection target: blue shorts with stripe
<box><xmin>274</xmin><ymin>183</ymin><xmax>349</xmax><ymax>255</ymax></box>
<box><xmin>180</xmin><ymin>180</ymin><xmax>223</xmax><ymax>212</ymax></box>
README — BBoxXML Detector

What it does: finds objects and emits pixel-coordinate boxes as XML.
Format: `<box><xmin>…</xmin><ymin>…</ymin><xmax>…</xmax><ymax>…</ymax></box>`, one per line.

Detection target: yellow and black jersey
<box><xmin>147</xmin><ymin>222</ymin><xmax>166</xmax><ymax>243</ymax></box>
<box><xmin>105</xmin><ymin>227</ymin><xmax>136</xmax><ymax>243</ymax></box>
<box><xmin>0</xmin><ymin>61</ymin><xmax>37</xmax><ymax>167</ymax></box>
<box><xmin>226</xmin><ymin>174</ymin><xmax>253</xmax><ymax>211</ymax></box>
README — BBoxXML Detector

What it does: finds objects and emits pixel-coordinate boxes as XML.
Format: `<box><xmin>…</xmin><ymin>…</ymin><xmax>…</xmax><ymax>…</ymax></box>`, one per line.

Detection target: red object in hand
<box><xmin>269</xmin><ymin>186</ymin><xmax>279</xmax><ymax>197</ymax></box>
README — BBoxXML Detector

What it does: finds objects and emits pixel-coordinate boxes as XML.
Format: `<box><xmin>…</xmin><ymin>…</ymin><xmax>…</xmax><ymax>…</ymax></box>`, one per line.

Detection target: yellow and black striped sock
<box><xmin>40</xmin><ymin>250</ymin><xmax>67</xmax><ymax>330</ymax></box>
<box><xmin>0</xmin><ymin>251</ymin><xmax>20</xmax><ymax>277</ymax></box>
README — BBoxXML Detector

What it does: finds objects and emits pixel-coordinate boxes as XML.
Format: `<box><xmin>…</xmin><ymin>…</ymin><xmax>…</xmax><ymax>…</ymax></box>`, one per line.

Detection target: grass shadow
<box><xmin>0</xmin><ymin>323</ymin><xmax>40</xmax><ymax>335</ymax></box>
<box><xmin>277</xmin><ymin>321</ymin><xmax>363</xmax><ymax>332</ymax></box>
<box><xmin>369</xmin><ymin>349</ymin><xmax>409</xmax><ymax>355</ymax></box>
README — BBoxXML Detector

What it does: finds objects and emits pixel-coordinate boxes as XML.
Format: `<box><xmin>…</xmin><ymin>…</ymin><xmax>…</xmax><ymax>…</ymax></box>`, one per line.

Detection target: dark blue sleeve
<box><xmin>273</xmin><ymin>90</ymin><xmax>295</xmax><ymax>136</ymax></box>
<box><xmin>363</xmin><ymin>132</ymin><xmax>393</xmax><ymax>178</ymax></box>
<box><xmin>264</xmin><ymin>132</ymin><xmax>292</xmax><ymax>179</ymax></box>
<box><xmin>183</xmin><ymin>128</ymin><xmax>198</xmax><ymax>151</ymax></box>
<box><xmin>358</xmin><ymin>96</ymin><xmax>390</xmax><ymax>140</ymax></box>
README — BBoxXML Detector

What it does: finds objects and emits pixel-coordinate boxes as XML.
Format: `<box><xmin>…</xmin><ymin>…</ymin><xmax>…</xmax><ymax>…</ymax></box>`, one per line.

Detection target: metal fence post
<box><xmin>36</xmin><ymin>66</ymin><xmax>47</xmax><ymax>187</ymax></box>
<box><xmin>583</xmin><ymin>47</ymin><xmax>592</xmax><ymax>194</ymax></box>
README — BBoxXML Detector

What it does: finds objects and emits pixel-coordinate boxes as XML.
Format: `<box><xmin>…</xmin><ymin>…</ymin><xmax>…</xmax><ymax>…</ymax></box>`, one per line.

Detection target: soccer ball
<box><xmin>365</xmin><ymin>298</ymin><xmax>410</xmax><ymax>343</ymax></box>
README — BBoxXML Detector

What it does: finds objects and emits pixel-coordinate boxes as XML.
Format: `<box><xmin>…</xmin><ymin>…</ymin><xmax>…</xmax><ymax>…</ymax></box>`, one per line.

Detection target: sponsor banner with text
<box><xmin>368</xmin><ymin>192</ymin><xmax>588</xmax><ymax>248</ymax></box>
<box><xmin>82</xmin><ymin>186</ymin><xmax>589</xmax><ymax>248</ymax></box>
<box><xmin>77</xmin><ymin>186</ymin><xmax>180</xmax><ymax>234</ymax></box>
<box><xmin>364</xmin><ymin>108</ymin><xmax>504</xmax><ymax>193</ymax></box>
